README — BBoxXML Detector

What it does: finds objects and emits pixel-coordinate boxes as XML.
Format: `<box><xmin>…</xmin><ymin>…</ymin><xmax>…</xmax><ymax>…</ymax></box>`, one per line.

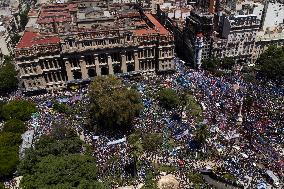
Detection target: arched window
<box><xmin>113</xmin><ymin>64</ymin><xmax>122</xmax><ymax>74</ymax></box>
<box><xmin>101</xmin><ymin>67</ymin><xmax>108</xmax><ymax>75</ymax></box>
<box><xmin>73</xmin><ymin>71</ymin><xmax>82</xmax><ymax>80</ymax></box>
<box><xmin>88</xmin><ymin>69</ymin><xmax>96</xmax><ymax>77</ymax></box>
<box><xmin>127</xmin><ymin>64</ymin><xmax>134</xmax><ymax>72</ymax></box>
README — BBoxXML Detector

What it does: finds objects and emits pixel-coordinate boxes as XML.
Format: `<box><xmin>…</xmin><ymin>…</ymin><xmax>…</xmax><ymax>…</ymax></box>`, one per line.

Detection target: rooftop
<box><xmin>37</xmin><ymin>3</ymin><xmax>77</xmax><ymax>24</ymax></box>
<box><xmin>16</xmin><ymin>31</ymin><xmax>60</xmax><ymax>49</ymax></box>
<box><xmin>134</xmin><ymin>14</ymin><xmax>170</xmax><ymax>36</ymax></box>
<box><xmin>16</xmin><ymin>3</ymin><xmax>171</xmax><ymax>49</ymax></box>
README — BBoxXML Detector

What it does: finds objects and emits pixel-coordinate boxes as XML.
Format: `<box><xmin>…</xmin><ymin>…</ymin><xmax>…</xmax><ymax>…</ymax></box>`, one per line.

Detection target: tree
<box><xmin>142</xmin><ymin>179</ymin><xmax>158</xmax><ymax>189</ymax></box>
<box><xmin>0</xmin><ymin>62</ymin><xmax>18</xmax><ymax>95</ymax></box>
<box><xmin>222</xmin><ymin>173</ymin><xmax>236</xmax><ymax>182</ymax></box>
<box><xmin>0</xmin><ymin>132</ymin><xmax>22</xmax><ymax>180</ymax></box>
<box><xmin>20</xmin><ymin>154</ymin><xmax>107</xmax><ymax>189</ymax></box>
<box><xmin>157</xmin><ymin>88</ymin><xmax>180</xmax><ymax>109</ymax></box>
<box><xmin>19</xmin><ymin>8</ymin><xmax>30</xmax><ymax>30</ymax></box>
<box><xmin>181</xmin><ymin>93</ymin><xmax>203</xmax><ymax>122</ymax></box>
<box><xmin>201</xmin><ymin>58</ymin><xmax>220</xmax><ymax>72</ymax></box>
<box><xmin>243</xmin><ymin>95</ymin><xmax>254</xmax><ymax>111</ymax></box>
<box><xmin>3</xmin><ymin>56</ymin><xmax>12</xmax><ymax>64</ymax></box>
<box><xmin>141</xmin><ymin>171</ymin><xmax>158</xmax><ymax>189</ymax></box>
<box><xmin>256</xmin><ymin>46</ymin><xmax>284</xmax><ymax>83</ymax></box>
<box><xmin>0</xmin><ymin>132</ymin><xmax>22</xmax><ymax>147</ymax></box>
<box><xmin>18</xmin><ymin>132</ymin><xmax>82</xmax><ymax>175</ymax></box>
<box><xmin>48</xmin><ymin>122</ymin><xmax>78</xmax><ymax>140</ymax></box>
<box><xmin>2</xmin><ymin>100</ymin><xmax>37</xmax><ymax>121</ymax></box>
<box><xmin>52</xmin><ymin>102</ymin><xmax>71</xmax><ymax>114</ymax></box>
<box><xmin>220</xmin><ymin>57</ymin><xmax>235</xmax><ymax>70</ymax></box>
<box><xmin>0</xmin><ymin>183</ymin><xmax>6</xmax><ymax>189</ymax></box>
<box><xmin>188</xmin><ymin>171</ymin><xmax>204</xmax><ymax>188</ymax></box>
<box><xmin>3</xmin><ymin>119</ymin><xmax>26</xmax><ymax>133</ymax></box>
<box><xmin>242</xmin><ymin>69</ymin><xmax>257</xmax><ymax>84</ymax></box>
<box><xmin>0</xmin><ymin>101</ymin><xmax>5</xmax><ymax>120</ymax></box>
<box><xmin>89</xmin><ymin>76</ymin><xmax>143</xmax><ymax>133</ymax></box>
<box><xmin>157</xmin><ymin>164</ymin><xmax>177</xmax><ymax>173</ymax></box>
<box><xmin>142</xmin><ymin>133</ymin><xmax>163</xmax><ymax>152</ymax></box>
<box><xmin>10</xmin><ymin>34</ymin><xmax>21</xmax><ymax>45</ymax></box>
<box><xmin>128</xmin><ymin>130</ymin><xmax>143</xmax><ymax>157</ymax></box>
<box><xmin>0</xmin><ymin>146</ymin><xmax>19</xmax><ymax>180</ymax></box>
<box><xmin>194</xmin><ymin>124</ymin><xmax>209</xmax><ymax>145</ymax></box>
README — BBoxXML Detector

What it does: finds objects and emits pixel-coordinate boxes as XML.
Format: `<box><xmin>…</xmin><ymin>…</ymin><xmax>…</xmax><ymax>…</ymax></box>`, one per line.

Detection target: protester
<box><xmin>2</xmin><ymin>57</ymin><xmax>283</xmax><ymax>188</ymax></box>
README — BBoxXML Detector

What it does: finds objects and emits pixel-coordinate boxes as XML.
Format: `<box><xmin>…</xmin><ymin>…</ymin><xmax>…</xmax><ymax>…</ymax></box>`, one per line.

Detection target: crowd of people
<box><xmin>2</xmin><ymin>57</ymin><xmax>283</xmax><ymax>188</ymax></box>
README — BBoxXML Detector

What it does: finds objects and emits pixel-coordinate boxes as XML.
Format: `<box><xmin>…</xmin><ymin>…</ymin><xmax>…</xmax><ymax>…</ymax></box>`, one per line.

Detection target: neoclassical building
<box><xmin>15</xmin><ymin>2</ymin><xmax>175</xmax><ymax>92</ymax></box>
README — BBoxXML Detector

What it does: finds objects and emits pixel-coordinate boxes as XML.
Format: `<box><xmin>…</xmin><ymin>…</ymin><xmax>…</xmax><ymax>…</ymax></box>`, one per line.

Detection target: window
<box><xmin>68</xmin><ymin>40</ymin><xmax>73</xmax><ymax>47</ymax></box>
<box><xmin>126</xmin><ymin>35</ymin><xmax>131</xmax><ymax>41</ymax></box>
<box><xmin>127</xmin><ymin>52</ymin><xmax>133</xmax><ymax>61</ymax></box>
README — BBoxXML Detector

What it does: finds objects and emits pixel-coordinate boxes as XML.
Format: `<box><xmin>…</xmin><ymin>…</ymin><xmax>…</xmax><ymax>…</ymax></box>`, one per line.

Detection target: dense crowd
<box><xmin>2</xmin><ymin>57</ymin><xmax>283</xmax><ymax>188</ymax></box>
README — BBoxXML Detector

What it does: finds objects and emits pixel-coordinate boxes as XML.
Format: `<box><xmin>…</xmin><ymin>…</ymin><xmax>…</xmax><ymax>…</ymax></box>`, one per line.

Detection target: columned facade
<box><xmin>15</xmin><ymin>8</ymin><xmax>175</xmax><ymax>92</ymax></box>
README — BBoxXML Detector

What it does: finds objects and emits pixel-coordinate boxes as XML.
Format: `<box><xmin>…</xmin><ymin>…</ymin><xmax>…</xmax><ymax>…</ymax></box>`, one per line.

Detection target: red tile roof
<box><xmin>37</xmin><ymin>3</ymin><xmax>76</xmax><ymax>24</ymax></box>
<box><xmin>40</xmin><ymin>11</ymin><xmax>70</xmax><ymax>17</ymax></box>
<box><xmin>42</xmin><ymin>3</ymin><xmax>77</xmax><ymax>12</ymax></box>
<box><xmin>37</xmin><ymin>17</ymin><xmax>72</xmax><ymax>24</ymax></box>
<box><xmin>16</xmin><ymin>31</ymin><xmax>60</xmax><ymax>49</ymax></box>
<box><xmin>134</xmin><ymin>14</ymin><xmax>170</xmax><ymax>36</ymax></box>
<box><xmin>145</xmin><ymin>14</ymin><xmax>169</xmax><ymax>35</ymax></box>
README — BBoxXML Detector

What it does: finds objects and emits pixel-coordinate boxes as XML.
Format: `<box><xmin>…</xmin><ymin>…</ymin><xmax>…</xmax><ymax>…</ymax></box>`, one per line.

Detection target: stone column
<box><xmin>51</xmin><ymin>59</ymin><xmax>55</xmax><ymax>68</ymax></box>
<box><xmin>64</xmin><ymin>58</ymin><xmax>73</xmax><ymax>81</ymax></box>
<box><xmin>134</xmin><ymin>51</ymin><xmax>139</xmax><ymax>71</ymax></box>
<box><xmin>40</xmin><ymin>76</ymin><xmax>46</xmax><ymax>87</ymax></box>
<box><xmin>59</xmin><ymin>73</ymin><xmax>64</xmax><ymax>81</ymax></box>
<box><xmin>47</xmin><ymin>73</ymin><xmax>51</xmax><ymax>83</ymax></box>
<box><xmin>50</xmin><ymin>73</ymin><xmax>55</xmax><ymax>83</ymax></box>
<box><xmin>57</xmin><ymin>73</ymin><xmax>60</xmax><ymax>81</ymax></box>
<box><xmin>52</xmin><ymin>59</ymin><xmax>56</xmax><ymax>68</ymax></box>
<box><xmin>94</xmin><ymin>54</ymin><xmax>101</xmax><ymax>76</ymax></box>
<box><xmin>55</xmin><ymin>72</ymin><xmax>59</xmax><ymax>82</ymax></box>
<box><xmin>36</xmin><ymin>64</ymin><xmax>43</xmax><ymax>74</ymax></box>
<box><xmin>58</xmin><ymin>73</ymin><xmax>62</xmax><ymax>81</ymax></box>
<box><xmin>80</xmin><ymin>56</ymin><xmax>88</xmax><ymax>79</ymax></box>
<box><xmin>45</xmin><ymin>74</ymin><xmax>49</xmax><ymax>83</ymax></box>
<box><xmin>107</xmin><ymin>54</ymin><xmax>114</xmax><ymax>75</ymax></box>
<box><xmin>20</xmin><ymin>68</ymin><xmax>25</xmax><ymax>75</ymax></box>
<box><xmin>121</xmin><ymin>52</ymin><xmax>127</xmax><ymax>73</ymax></box>
<box><xmin>48</xmin><ymin>60</ymin><xmax>53</xmax><ymax>69</ymax></box>
<box><xmin>23</xmin><ymin>80</ymin><xmax>28</xmax><ymax>89</ymax></box>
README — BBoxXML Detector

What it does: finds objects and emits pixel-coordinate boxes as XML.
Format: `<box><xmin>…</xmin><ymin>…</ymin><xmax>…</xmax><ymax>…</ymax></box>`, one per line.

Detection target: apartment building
<box><xmin>212</xmin><ymin>14</ymin><xmax>260</xmax><ymax>64</ymax></box>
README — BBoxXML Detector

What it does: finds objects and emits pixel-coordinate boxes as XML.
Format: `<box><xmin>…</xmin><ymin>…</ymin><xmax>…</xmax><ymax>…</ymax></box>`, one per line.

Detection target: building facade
<box><xmin>261</xmin><ymin>0</ymin><xmax>284</xmax><ymax>33</ymax></box>
<box><xmin>185</xmin><ymin>12</ymin><xmax>214</xmax><ymax>66</ymax></box>
<box><xmin>156</xmin><ymin>0</ymin><xmax>284</xmax><ymax>67</ymax></box>
<box><xmin>212</xmin><ymin>14</ymin><xmax>260</xmax><ymax>64</ymax></box>
<box><xmin>15</xmin><ymin>3</ymin><xmax>175</xmax><ymax>92</ymax></box>
<box><xmin>252</xmin><ymin>32</ymin><xmax>284</xmax><ymax>63</ymax></box>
